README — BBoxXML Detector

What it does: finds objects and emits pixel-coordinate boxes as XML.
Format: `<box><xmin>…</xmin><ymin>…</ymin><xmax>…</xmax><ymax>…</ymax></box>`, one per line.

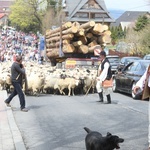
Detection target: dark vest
<box><xmin>101</xmin><ymin>58</ymin><xmax>112</xmax><ymax>80</ymax></box>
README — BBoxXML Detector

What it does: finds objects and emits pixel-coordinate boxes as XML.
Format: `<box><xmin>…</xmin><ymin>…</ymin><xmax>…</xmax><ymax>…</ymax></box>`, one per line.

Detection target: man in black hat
<box><xmin>96</xmin><ymin>50</ymin><xmax>112</xmax><ymax>104</ymax></box>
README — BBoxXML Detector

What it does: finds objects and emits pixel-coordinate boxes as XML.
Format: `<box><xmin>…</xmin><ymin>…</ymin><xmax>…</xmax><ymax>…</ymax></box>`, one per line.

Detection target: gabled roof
<box><xmin>111</xmin><ymin>11</ymin><xmax>149</xmax><ymax>27</ymax></box>
<box><xmin>63</xmin><ymin>0</ymin><xmax>114</xmax><ymax>23</ymax></box>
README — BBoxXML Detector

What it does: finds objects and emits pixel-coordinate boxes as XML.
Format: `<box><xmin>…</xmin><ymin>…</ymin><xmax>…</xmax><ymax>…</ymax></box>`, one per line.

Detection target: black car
<box><xmin>106</xmin><ymin>55</ymin><xmax>120</xmax><ymax>74</ymax></box>
<box><xmin>112</xmin><ymin>60</ymin><xmax>150</xmax><ymax>99</ymax></box>
<box><xmin>117</xmin><ymin>56</ymin><xmax>142</xmax><ymax>71</ymax></box>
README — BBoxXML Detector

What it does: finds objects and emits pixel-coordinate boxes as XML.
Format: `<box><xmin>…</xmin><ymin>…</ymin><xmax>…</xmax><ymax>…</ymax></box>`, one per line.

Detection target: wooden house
<box><xmin>62</xmin><ymin>0</ymin><xmax>114</xmax><ymax>25</ymax></box>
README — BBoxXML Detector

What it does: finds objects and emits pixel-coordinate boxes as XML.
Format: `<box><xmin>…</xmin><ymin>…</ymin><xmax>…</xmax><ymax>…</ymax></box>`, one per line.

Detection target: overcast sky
<box><xmin>105</xmin><ymin>0</ymin><xmax>150</xmax><ymax>11</ymax></box>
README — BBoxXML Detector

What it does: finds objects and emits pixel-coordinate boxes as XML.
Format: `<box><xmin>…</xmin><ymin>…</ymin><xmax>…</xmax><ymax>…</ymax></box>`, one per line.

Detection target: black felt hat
<box><xmin>99</xmin><ymin>51</ymin><xmax>106</xmax><ymax>57</ymax></box>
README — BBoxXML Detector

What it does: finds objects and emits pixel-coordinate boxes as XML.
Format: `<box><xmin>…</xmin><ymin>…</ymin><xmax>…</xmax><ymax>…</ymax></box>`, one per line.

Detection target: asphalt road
<box><xmin>11</xmin><ymin>92</ymin><xmax>149</xmax><ymax>150</ymax></box>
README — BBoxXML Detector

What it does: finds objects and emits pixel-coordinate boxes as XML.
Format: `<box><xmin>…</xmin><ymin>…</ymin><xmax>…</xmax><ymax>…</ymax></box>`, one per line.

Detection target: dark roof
<box><xmin>111</xmin><ymin>11</ymin><xmax>149</xmax><ymax>27</ymax></box>
<box><xmin>63</xmin><ymin>0</ymin><xmax>114</xmax><ymax>23</ymax></box>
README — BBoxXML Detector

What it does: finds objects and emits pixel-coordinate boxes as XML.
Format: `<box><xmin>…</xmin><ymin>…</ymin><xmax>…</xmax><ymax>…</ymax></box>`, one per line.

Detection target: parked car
<box><xmin>117</xmin><ymin>56</ymin><xmax>142</xmax><ymax>71</ymax></box>
<box><xmin>106</xmin><ymin>55</ymin><xmax>120</xmax><ymax>74</ymax></box>
<box><xmin>143</xmin><ymin>54</ymin><xmax>150</xmax><ymax>60</ymax></box>
<box><xmin>112</xmin><ymin>60</ymin><xmax>150</xmax><ymax>99</ymax></box>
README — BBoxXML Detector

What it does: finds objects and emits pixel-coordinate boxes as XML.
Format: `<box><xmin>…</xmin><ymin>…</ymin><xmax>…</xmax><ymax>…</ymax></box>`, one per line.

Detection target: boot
<box><xmin>106</xmin><ymin>94</ymin><xmax>111</xmax><ymax>104</ymax></box>
<box><xmin>98</xmin><ymin>92</ymin><xmax>103</xmax><ymax>102</ymax></box>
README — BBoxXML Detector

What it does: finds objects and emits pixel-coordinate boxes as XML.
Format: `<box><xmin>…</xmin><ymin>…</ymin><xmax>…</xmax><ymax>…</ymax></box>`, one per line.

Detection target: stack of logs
<box><xmin>45</xmin><ymin>21</ymin><xmax>111</xmax><ymax>58</ymax></box>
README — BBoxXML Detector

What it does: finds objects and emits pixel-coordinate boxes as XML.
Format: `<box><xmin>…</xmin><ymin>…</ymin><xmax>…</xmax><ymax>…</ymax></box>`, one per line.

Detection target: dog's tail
<box><xmin>84</xmin><ymin>127</ymin><xmax>91</xmax><ymax>133</ymax></box>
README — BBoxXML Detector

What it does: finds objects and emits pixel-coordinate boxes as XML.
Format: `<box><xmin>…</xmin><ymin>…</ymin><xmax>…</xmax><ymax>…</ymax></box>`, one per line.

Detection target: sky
<box><xmin>104</xmin><ymin>0</ymin><xmax>150</xmax><ymax>18</ymax></box>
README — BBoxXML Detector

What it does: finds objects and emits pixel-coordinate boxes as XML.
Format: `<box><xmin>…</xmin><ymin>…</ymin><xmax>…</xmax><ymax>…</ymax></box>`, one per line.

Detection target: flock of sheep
<box><xmin>0</xmin><ymin>61</ymin><xmax>98</xmax><ymax>96</ymax></box>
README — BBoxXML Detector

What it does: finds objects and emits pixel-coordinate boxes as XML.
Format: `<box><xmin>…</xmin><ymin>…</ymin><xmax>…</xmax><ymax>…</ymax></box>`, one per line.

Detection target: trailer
<box><xmin>45</xmin><ymin>21</ymin><xmax>112</xmax><ymax>66</ymax></box>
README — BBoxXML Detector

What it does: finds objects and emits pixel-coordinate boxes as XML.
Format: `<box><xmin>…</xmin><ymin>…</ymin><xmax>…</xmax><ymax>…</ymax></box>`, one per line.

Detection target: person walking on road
<box><xmin>4</xmin><ymin>55</ymin><xmax>28</xmax><ymax>112</ymax></box>
<box><xmin>133</xmin><ymin>65</ymin><xmax>150</xmax><ymax>149</ymax></box>
<box><xmin>96</xmin><ymin>50</ymin><xmax>112</xmax><ymax>104</ymax></box>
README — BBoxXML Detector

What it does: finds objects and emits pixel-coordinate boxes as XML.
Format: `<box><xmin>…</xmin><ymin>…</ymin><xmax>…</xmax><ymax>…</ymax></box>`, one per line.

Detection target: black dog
<box><xmin>84</xmin><ymin>127</ymin><xmax>124</xmax><ymax>150</ymax></box>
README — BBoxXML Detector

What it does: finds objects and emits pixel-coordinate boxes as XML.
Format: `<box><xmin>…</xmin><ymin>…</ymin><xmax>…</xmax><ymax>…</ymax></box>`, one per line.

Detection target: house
<box><xmin>111</xmin><ymin>11</ymin><xmax>150</xmax><ymax>30</ymax></box>
<box><xmin>0</xmin><ymin>0</ymin><xmax>14</xmax><ymax>26</ymax></box>
<box><xmin>0</xmin><ymin>0</ymin><xmax>14</xmax><ymax>14</ymax></box>
<box><xmin>62</xmin><ymin>0</ymin><xmax>114</xmax><ymax>25</ymax></box>
<box><xmin>0</xmin><ymin>13</ymin><xmax>7</xmax><ymax>26</ymax></box>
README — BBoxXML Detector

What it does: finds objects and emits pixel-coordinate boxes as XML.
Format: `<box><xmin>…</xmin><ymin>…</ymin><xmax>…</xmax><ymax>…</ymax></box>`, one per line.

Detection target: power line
<box><xmin>127</xmin><ymin>4</ymin><xmax>150</xmax><ymax>10</ymax></box>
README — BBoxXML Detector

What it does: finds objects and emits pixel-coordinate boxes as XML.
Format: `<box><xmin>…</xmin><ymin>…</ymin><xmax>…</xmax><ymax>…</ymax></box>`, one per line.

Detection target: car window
<box><xmin>143</xmin><ymin>55</ymin><xmax>150</xmax><ymax>60</ymax></box>
<box><xmin>126</xmin><ymin>62</ymin><xmax>139</xmax><ymax>72</ymax></box>
<box><xmin>120</xmin><ymin>58</ymin><xmax>125</xmax><ymax>63</ymax></box>
<box><xmin>107</xmin><ymin>57</ymin><xmax>120</xmax><ymax>63</ymax></box>
<box><xmin>134</xmin><ymin>63</ymin><xmax>141</xmax><ymax>71</ymax></box>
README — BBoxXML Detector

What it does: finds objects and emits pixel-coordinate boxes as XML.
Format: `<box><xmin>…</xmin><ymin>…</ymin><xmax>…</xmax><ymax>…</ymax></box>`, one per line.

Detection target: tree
<box><xmin>139</xmin><ymin>23</ymin><xmax>150</xmax><ymax>54</ymax></box>
<box><xmin>9</xmin><ymin>0</ymin><xmax>45</xmax><ymax>33</ymax></box>
<box><xmin>134</xmin><ymin>15</ymin><xmax>149</xmax><ymax>31</ymax></box>
<box><xmin>43</xmin><ymin>0</ymin><xmax>63</xmax><ymax>32</ymax></box>
<box><xmin>110</xmin><ymin>26</ymin><xmax>126</xmax><ymax>44</ymax></box>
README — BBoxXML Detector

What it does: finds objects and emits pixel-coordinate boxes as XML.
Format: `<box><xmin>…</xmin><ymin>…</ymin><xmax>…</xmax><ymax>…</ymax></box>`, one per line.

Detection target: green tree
<box><xmin>110</xmin><ymin>26</ymin><xmax>126</xmax><ymax>44</ymax></box>
<box><xmin>134</xmin><ymin>15</ymin><xmax>149</xmax><ymax>31</ymax></box>
<box><xmin>9</xmin><ymin>0</ymin><xmax>45</xmax><ymax>33</ymax></box>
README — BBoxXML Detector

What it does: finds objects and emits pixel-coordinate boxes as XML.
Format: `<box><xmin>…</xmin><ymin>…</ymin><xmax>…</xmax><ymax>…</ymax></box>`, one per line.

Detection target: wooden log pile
<box><xmin>45</xmin><ymin>21</ymin><xmax>111</xmax><ymax>58</ymax></box>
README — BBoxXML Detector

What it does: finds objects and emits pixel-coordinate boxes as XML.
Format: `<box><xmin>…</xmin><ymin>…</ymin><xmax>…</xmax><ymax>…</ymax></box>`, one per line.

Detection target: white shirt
<box><xmin>98</xmin><ymin>59</ymin><xmax>110</xmax><ymax>82</ymax></box>
<box><xmin>136</xmin><ymin>66</ymin><xmax>150</xmax><ymax>90</ymax></box>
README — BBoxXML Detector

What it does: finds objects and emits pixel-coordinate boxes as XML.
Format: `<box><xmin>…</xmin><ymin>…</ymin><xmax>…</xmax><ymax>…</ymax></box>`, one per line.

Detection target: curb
<box><xmin>2</xmin><ymin>90</ymin><xmax>26</xmax><ymax>150</ymax></box>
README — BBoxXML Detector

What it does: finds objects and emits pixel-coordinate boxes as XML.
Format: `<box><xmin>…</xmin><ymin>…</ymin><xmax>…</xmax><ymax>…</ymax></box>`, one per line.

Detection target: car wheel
<box><xmin>131</xmin><ymin>82</ymin><xmax>141</xmax><ymax>100</ymax></box>
<box><xmin>112</xmin><ymin>78</ymin><xmax>117</xmax><ymax>92</ymax></box>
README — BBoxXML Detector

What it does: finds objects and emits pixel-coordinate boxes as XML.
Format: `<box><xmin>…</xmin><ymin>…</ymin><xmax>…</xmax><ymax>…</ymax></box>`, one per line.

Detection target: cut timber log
<box><xmin>103</xmin><ymin>30</ymin><xmax>111</xmax><ymax>36</ymax></box>
<box><xmin>46</xmin><ymin>36</ymin><xmax>60</xmax><ymax>42</ymax></box>
<box><xmin>63</xmin><ymin>44</ymin><xmax>75</xmax><ymax>53</ymax></box>
<box><xmin>62</xmin><ymin>34</ymin><xmax>74</xmax><ymax>40</ymax></box>
<box><xmin>47</xmin><ymin>22</ymin><xmax>72</xmax><ymax>35</ymax></box>
<box><xmin>88</xmin><ymin>40</ymin><xmax>97</xmax><ymax>48</ymax></box>
<box><xmin>72</xmin><ymin>22</ymin><xmax>80</xmax><ymax>29</ymax></box>
<box><xmin>73</xmin><ymin>41</ymin><xmax>82</xmax><ymax>46</ymax></box>
<box><xmin>46</xmin><ymin>49</ymin><xmax>59</xmax><ymax>58</ymax></box>
<box><xmin>78</xmin><ymin>36</ymin><xmax>87</xmax><ymax>44</ymax></box>
<box><xmin>47</xmin><ymin>41</ymin><xmax>60</xmax><ymax>48</ymax></box>
<box><xmin>98</xmin><ymin>35</ymin><xmax>111</xmax><ymax>44</ymax></box>
<box><xmin>86</xmin><ymin>33</ymin><xmax>93</xmax><ymax>39</ymax></box>
<box><xmin>75</xmin><ymin>28</ymin><xmax>85</xmax><ymax>36</ymax></box>
<box><xmin>80</xmin><ymin>21</ymin><xmax>95</xmax><ymax>29</ymax></box>
<box><xmin>78</xmin><ymin>45</ymin><xmax>88</xmax><ymax>54</ymax></box>
<box><xmin>88</xmin><ymin>45</ymin><xmax>101</xmax><ymax>53</ymax></box>
<box><xmin>47</xmin><ymin>34</ymin><xmax>74</xmax><ymax>42</ymax></box>
<box><xmin>62</xmin><ymin>26</ymin><xmax>78</xmax><ymax>34</ymax></box>
<box><xmin>63</xmin><ymin>39</ymin><xmax>70</xmax><ymax>45</ymax></box>
<box><xmin>92</xmin><ymin>23</ymin><xmax>104</xmax><ymax>34</ymax></box>
<box><xmin>102</xmin><ymin>25</ymin><xmax>109</xmax><ymax>31</ymax></box>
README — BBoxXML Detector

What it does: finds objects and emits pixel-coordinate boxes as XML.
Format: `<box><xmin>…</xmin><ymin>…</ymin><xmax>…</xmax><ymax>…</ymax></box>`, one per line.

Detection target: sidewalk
<box><xmin>0</xmin><ymin>90</ymin><xmax>26</xmax><ymax>150</ymax></box>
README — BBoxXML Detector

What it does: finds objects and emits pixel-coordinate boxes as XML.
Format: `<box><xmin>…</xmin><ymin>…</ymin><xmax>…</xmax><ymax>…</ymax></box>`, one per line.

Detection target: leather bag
<box><xmin>102</xmin><ymin>78</ymin><xmax>113</xmax><ymax>88</ymax></box>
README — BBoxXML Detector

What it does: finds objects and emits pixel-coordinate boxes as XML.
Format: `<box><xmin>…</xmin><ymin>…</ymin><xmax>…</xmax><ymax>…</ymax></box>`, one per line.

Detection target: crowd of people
<box><xmin>0</xmin><ymin>27</ymin><xmax>44</xmax><ymax>63</ymax></box>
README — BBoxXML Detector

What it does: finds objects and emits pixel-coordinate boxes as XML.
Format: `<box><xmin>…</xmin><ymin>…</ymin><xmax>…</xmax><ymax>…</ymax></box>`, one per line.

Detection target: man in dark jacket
<box><xmin>96</xmin><ymin>51</ymin><xmax>112</xmax><ymax>104</ymax></box>
<box><xmin>4</xmin><ymin>55</ymin><xmax>28</xmax><ymax>112</ymax></box>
